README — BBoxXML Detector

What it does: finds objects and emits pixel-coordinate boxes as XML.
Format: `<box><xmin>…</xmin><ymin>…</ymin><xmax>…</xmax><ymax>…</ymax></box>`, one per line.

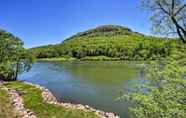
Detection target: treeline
<box><xmin>30</xmin><ymin>34</ymin><xmax>184</xmax><ymax>61</ymax></box>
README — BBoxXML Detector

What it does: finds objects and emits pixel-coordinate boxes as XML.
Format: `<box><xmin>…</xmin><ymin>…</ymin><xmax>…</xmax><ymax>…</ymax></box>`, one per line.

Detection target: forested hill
<box><xmin>64</xmin><ymin>25</ymin><xmax>143</xmax><ymax>41</ymax></box>
<box><xmin>30</xmin><ymin>25</ymin><xmax>184</xmax><ymax>61</ymax></box>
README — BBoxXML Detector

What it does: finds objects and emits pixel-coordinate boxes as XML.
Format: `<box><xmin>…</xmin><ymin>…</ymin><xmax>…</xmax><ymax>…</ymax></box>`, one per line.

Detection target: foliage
<box><xmin>142</xmin><ymin>0</ymin><xmax>186</xmax><ymax>43</ymax></box>
<box><xmin>118</xmin><ymin>58</ymin><xmax>186</xmax><ymax>118</ymax></box>
<box><xmin>0</xmin><ymin>29</ymin><xmax>34</xmax><ymax>81</ymax></box>
<box><xmin>30</xmin><ymin>25</ymin><xmax>184</xmax><ymax>61</ymax></box>
<box><xmin>4</xmin><ymin>81</ymin><xmax>99</xmax><ymax>118</ymax></box>
<box><xmin>65</xmin><ymin>25</ymin><xmax>143</xmax><ymax>40</ymax></box>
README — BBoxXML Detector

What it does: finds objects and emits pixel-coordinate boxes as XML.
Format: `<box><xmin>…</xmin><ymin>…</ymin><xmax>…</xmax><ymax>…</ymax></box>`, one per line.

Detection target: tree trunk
<box><xmin>14</xmin><ymin>61</ymin><xmax>19</xmax><ymax>81</ymax></box>
<box><xmin>171</xmin><ymin>17</ymin><xmax>186</xmax><ymax>43</ymax></box>
<box><xmin>176</xmin><ymin>27</ymin><xmax>186</xmax><ymax>43</ymax></box>
<box><xmin>184</xmin><ymin>31</ymin><xmax>186</xmax><ymax>42</ymax></box>
<box><xmin>0</xmin><ymin>74</ymin><xmax>5</xmax><ymax>81</ymax></box>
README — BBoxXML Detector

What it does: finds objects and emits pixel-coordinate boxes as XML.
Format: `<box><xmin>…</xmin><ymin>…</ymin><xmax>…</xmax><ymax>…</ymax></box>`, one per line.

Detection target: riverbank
<box><xmin>0</xmin><ymin>81</ymin><xmax>20</xmax><ymax>118</ymax></box>
<box><xmin>37</xmin><ymin>56</ymin><xmax>120</xmax><ymax>62</ymax></box>
<box><xmin>37</xmin><ymin>56</ymin><xmax>146</xmax><ymax>62</ymax></box>
<box><xmin>0</xmin><ymin>81</ymin><xmax>119</xmax><ymax>118</ymax></box>
<box><xmin>37</xmin><ymin>57</ymin><xmax>76</xmax><ymax>61</ymax></box>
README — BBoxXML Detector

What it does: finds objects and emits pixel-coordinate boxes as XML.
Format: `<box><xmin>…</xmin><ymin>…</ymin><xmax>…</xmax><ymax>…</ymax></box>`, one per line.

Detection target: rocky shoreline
<box><xmin>8</xmin><ymin>88</ymin><xmax>37</xmax><ymax>118</ymax></box>
<box><xmin>0</xmin><ymin>80</ymin><xmax>36</xmax><ymax>118</ymax></box>
<box><xmin>25</xmin><ymin>82</ymin><xmax>120</xmax><ymax>118</ymax></box>
<box><xmin>1</xmin><ymin>80</ymin><xmax>120</xmax><ymax>118</ymax></box>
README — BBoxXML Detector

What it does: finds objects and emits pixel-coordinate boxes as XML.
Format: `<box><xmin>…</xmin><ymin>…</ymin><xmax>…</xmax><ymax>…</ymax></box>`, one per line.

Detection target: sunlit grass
<box><xmin>0</xmin><ymin>86</ymin><xmax>19</xmax><ymax>118</ymax></box>
<box><xmin>4</xmin><ymin>81</ymin><xmax>99</xmax><ymax>118</ymax></box>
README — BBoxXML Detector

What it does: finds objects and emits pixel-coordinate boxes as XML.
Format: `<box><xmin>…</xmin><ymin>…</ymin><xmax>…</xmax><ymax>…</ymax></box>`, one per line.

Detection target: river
<box><xmin>18</xmin><ymin>61</ymin><xmax>144</xmax><ymax>118</ymax></box>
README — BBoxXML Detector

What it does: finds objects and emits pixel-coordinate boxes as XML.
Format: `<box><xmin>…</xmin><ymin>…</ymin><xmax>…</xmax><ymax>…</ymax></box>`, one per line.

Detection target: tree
<box><xmin>118</xmin><ymin>59</ymin><xmax>186</xmax><ymax>118</ymax></box>
<box><xmin>142</xmin><ymin>0</ymin><xmax>186</xmax><ymax>43</ymax></box>
<box><xmin>0</xmin><ymin>29</ymin><xmax>34</xmax><ymax>81</ymax></box>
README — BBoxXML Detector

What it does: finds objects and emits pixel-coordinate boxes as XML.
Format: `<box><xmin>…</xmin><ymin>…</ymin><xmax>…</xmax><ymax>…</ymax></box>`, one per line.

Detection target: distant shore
<box><xmin>37</xmin><ymin>56</ymin><xmax>149</xmax><ymax>62</ymax></box>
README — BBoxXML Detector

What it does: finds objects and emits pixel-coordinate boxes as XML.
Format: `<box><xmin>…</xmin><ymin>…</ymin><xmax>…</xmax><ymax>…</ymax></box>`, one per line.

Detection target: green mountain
<box><xmin>65</xmin><ymin>25</ymin><xmax>143</xmax><ymax>41</ymax></box>
<box><xmin>30</xmin><ymin>25</ymin><xmax>181</xmax><ymax>60</ymax></box>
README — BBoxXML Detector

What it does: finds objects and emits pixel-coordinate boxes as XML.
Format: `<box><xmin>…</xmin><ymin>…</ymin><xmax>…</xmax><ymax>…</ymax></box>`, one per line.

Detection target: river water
<box><xmin>18</xmin><ymin>61</ymin><xmax>144</xmax><ymax>118</ymax></box>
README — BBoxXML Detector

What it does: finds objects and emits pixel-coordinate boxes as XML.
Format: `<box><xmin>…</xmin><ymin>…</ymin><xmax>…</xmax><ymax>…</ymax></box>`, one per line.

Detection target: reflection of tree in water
<box><xmin>52</xmin><ymin>61</ymin><xmax>139</xmax><ymax>86</ymax></box>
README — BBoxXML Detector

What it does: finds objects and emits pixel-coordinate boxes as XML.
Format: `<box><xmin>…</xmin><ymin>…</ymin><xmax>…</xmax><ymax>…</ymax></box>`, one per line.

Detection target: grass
<box><xmin>38</xmin><ymin>57</ymin><xmax>76</xmax><ymax>61</ymax></box>
<box><xmin>4</xmin><ymin>81</ymin><xmax>99</xmax><ymax>118</ymax></box>
<box><xmin>80</xmin><ymin>56</ymin><xmax>121</xmax><ymax>61</ymax></box>
<box><xmin>0</xmin><ymin>85</ymin><xmax>19</xmax><ymax>118</ymax></box>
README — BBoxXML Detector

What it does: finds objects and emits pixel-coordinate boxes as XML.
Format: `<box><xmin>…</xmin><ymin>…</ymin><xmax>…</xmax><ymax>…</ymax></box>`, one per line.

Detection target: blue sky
<box><xmin>0</xmin><ymin>0</ymin><xmax>151</xmax><ymax>48</ymax></box>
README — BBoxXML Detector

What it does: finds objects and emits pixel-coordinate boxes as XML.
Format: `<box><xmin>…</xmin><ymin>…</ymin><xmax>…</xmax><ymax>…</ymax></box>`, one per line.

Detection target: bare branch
<box><xmin>174</xmin><ymin>4</ymin><xmax>186</xmax><ymax>15</ymax></box>
<box><xmin>157</xmin><ymin>2</ymin><xmax>170</xmax><ymax>15</ymax></box>
<box><xmin>172</xmin><ymin>0</ymin><xmax>175</xmax><ymax>10</ymax></box>
<box><xmin>143</xmin><ymin>0</ymin><xmax>186</xmax><ymax>43</ymax></box>
<box><xmin>171</xmin><ymin>0</ymin><xmax>176</xmax><ymax>15</ymax></box>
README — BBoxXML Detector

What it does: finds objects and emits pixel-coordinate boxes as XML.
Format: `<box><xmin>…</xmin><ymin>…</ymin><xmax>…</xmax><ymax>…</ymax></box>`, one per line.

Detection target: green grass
<box><xmin>38</xmin><ymin>57</ymin><xmax>76</xmax><ymax>61</ymax></box>
<box><xmin>4</xmin><ymin>81</ymin><xmax>99</xmax><ymax>118</ymax></box>
<box><xmin>80</xmin><ymin>56</ymin><xmax>121</xmax><ymax>61</ymax></box>
<box><xmin>0</xmin><ymin>85</ymin><xmax>19</xmax><ymax>118</ymax></box>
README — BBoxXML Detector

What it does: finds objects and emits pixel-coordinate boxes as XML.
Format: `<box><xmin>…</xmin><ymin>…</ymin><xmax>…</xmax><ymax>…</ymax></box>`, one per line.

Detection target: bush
<box><xmin>118</xmin><ymin>59</ymin><xmax>186</xmax><ymax>118</ymax></box>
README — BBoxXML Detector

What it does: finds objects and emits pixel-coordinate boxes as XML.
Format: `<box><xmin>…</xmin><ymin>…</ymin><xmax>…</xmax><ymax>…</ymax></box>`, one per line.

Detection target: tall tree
<box><xmin>0</xmin><ymin>29</ymin><xmax>34</xmax><ymax>81</ymax></box>
<box><xmin>142</xmin><ymin>0</ymin><xmax>186</xmax><ymax>43</ymax></box>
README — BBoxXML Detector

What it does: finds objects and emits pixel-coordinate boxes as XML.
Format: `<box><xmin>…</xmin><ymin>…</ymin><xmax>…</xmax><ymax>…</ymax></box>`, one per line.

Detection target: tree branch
<box><xmin>171</xmin><ymin>0</ymin><xmax>175</xmax><ymax>15</ymax></box>
<box><xmin>174</xmin><ymin>4</ymin><xmax>186</xmax><ymax>16</ymax></box>
<box><xmin>176</xmin><ymin>27</ymin><xmax>186</xmax><ymax>43</ymax></box>
<box><xmin>157</xmin><ymin>2</ymin><xmax>170</xmax><ymax>15</ymax></box>
<box><xmin>172</xmin><ymin>0</ymin><xmax>175</xmax><ymax>10</ymax></box>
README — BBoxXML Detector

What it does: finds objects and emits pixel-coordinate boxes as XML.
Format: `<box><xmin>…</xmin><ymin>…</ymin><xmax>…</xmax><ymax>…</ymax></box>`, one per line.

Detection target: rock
<box><xmin>8</xmin><ymin>88</ymin><xmax>37</xmax><ymax>118</ymax></box>
<box><xmin>85</xmin><ymin>105</ymin><xmax>89</xmax><ymax>108</ymax></box>
<box><xmin>28</xmin><ymin>111</ymin><xmax>34</xmax><ymax>116</ymax></box>
<box><xmin>99</xmin><ymin>111</ymin><xmax>105</xmax><ymax>115</ymax></box>
<box><xmin>105</xmin><ymin>112</ymin><xmax>116</xmax><ymax>118</ymax></box>
<box><xmin>95</xmin><ymin>110</ymin><xmax>100</xmax><ymax>115</ymax></box>
<box><xmin>90</xmin><ymin>108</ymin><xmax>96</xmax><ymax>112</ymax></box>
<box><xmin>77</xmin><ymin>104</ymin><xmax>85</xmax><ymax>110</ymax></box>
<box><xmin>23</xmin><ymin>82</ymin><xmax>120</xmax><ymax>118</ymax></box>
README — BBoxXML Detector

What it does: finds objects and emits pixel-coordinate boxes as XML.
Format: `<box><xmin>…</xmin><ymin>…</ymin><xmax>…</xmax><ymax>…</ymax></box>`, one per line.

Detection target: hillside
<box><xmin>65</xmin><ymin>25</ymin><xmax>143</xmax><ymax>41</ymax></box>
<box><xmin>30</xmin><ymin>25</ymin><xmax>183</xmax><ymax>61</ymax></box>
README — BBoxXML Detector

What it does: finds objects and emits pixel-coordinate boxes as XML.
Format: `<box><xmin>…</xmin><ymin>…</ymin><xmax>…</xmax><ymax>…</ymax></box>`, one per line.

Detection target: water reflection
<box><xmin>18</xmin><ymin>61</ymin><xmax>143</xmax><ymax>118</ymax></box>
